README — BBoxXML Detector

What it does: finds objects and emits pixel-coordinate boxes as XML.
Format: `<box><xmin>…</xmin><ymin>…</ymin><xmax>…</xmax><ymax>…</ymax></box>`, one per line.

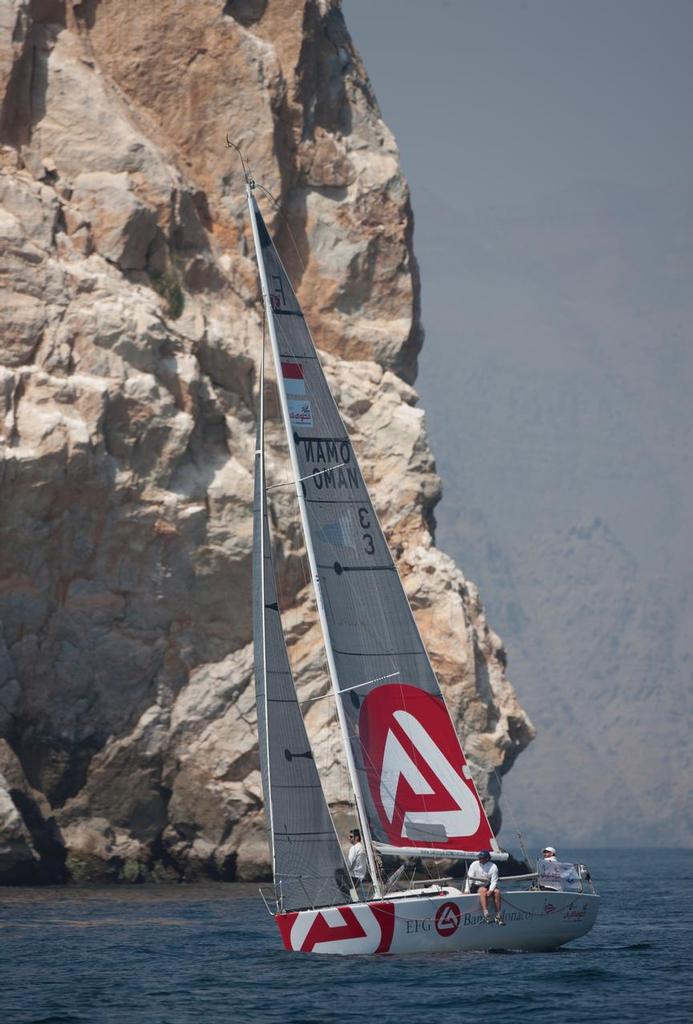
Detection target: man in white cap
<box><xmin>538</xmin><ymin>845</ymin><xmax>561</xmax><ymax>890</ymax></box>
<box><xmin>464</xmin><ymin>850</ymin><xmax>505</xmax><ymax>924</ymax></box>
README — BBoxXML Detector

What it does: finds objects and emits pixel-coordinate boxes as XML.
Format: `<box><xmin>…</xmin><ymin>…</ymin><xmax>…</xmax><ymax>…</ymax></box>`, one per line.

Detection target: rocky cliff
<box><xmin>0</xmin><ymin>0</ymin><xmax>533</xmax><ymax>884</ymax></box>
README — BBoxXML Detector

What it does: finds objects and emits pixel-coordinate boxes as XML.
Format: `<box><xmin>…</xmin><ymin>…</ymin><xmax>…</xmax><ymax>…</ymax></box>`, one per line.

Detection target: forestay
<box><xmin>253</xmin><ymin>382</ymin><xmax>353</xmax><ymax>912</ymax></box>
<box><xmin>251</xmin><ymin>196</ymin><xmax>497</xmax><ymax>860</ymax></box>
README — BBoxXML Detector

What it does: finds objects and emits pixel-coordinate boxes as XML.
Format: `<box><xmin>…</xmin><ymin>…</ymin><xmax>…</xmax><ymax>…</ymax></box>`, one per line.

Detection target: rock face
<box><xmin>0</xmin><ymin>0</ymin><xmax>533</xmax><ymax>883</ymax></box>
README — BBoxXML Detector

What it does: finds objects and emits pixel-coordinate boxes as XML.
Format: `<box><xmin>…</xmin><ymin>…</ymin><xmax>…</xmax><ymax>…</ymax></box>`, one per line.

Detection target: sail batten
<box><xmin>249</xmin><ymin>190</ymin><xmax>498</xmax><ymax>869</ymax></box>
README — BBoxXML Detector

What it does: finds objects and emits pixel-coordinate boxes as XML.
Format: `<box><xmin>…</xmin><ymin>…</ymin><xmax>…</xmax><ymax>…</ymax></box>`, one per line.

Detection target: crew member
<box><xmin>347</xmin><ymin>828</ymin><xmax>368</xmax><ymax>900</ymax></box>
<box><xmin>538</xmin><ymin>845</ymin><xmax>561</xmax><ymax>889</ymax></box>
<box><xmin>465</xmin><ymin>850</ymin><xmax>504</xmax><ymax>924</ymax></box>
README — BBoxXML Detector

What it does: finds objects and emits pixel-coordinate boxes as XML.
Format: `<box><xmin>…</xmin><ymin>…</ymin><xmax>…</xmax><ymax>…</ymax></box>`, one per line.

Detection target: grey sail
<box><xmin>250</xmin><ymin>196</ymin><xmax>497</xmax><ymax>861</ymax></box>
<box><xmin>253</xmin><ymin>392</ymin><xmax>353</xmax><ymax>912</ymax></box>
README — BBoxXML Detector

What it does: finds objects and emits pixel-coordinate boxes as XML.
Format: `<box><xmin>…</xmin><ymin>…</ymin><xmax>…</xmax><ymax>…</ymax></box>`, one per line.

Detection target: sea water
<box><xmin>0</xmin><ymin>849</ymin><xmax>690</xmax><ymax>1024</ymax></box>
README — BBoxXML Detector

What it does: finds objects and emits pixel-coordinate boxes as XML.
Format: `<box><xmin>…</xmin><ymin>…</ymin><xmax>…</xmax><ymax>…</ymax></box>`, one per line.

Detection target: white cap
<box><xmin>543</xmin><ymin>845</ymin><xmax>556</xmax><ymax>855</ymax></box>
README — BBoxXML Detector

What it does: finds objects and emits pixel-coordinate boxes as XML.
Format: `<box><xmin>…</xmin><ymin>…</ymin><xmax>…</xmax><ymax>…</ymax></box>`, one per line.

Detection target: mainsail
<box><xmin>253</xmin><ymin>350</ymin><xmax>353</xmax><ymax>912</ymax></box>
<box><xmin>249</xmin><ymin>190</ymin><xmax>497</xmax><ymax>870</ymax></box>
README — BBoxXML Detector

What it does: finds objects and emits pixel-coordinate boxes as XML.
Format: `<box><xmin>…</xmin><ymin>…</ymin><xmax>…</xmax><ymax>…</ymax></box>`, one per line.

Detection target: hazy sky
<box><xmin>345</xmin><ymin>0</ymin><xmax>693</xmax><ymax>848</ymax></box>
<box><xmin>346</xmin><ymin>0</ymin><xmax>693</xmax><ymax>212</ymax></box>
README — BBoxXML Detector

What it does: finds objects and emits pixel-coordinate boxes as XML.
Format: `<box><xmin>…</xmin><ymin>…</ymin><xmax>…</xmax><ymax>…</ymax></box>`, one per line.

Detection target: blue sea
<box><xmin>0</xmin><ymin>849</ymin><xmax>690</xmax><ymax>1024</ymax></box>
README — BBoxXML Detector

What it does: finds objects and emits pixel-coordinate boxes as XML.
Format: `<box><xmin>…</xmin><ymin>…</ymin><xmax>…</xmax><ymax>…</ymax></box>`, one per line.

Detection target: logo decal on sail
<box><xmin>359</xmin><ymin>685</ymin><xmax>491</xmax><ymax>849</ymax></box>
<box><xmin>270</xmin><ymin>273</ymin><xmax>287</xmax><ymax>311</ymax></box>
<box><xmin>281</xmin><ymin>362</ymin><xmax>313</xmax><ymax>428</ymax></box>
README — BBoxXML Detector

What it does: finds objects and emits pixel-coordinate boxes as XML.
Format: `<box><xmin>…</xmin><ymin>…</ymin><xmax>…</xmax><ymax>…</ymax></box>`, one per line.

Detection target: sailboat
<box><xmin>248</xmin><ymin>182</ymin><xmax>599</xmax><ymax>954</ymax></box>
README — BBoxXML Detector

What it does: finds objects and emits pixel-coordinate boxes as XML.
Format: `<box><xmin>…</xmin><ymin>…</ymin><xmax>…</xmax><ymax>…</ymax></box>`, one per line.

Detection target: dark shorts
<box><xmin>470</xmin><ymin>882</ymin><xmax>489</xmax><ymax>893</ymax></box>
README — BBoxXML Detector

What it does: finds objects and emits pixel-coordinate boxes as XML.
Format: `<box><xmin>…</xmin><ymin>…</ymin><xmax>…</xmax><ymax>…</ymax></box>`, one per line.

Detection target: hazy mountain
<box><xmin>416</xmin><ymin>180</ymin><xmax>693</xmax><ymax>848</ymax></box>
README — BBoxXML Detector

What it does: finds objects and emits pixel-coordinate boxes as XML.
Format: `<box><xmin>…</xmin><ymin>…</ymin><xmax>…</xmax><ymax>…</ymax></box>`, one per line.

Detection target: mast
<box><xmin>255</xmin><ymin>315</ymin><xmax>277</xmax><ymax>883</ymax></box>
<box><xmin>246</xmin><ymin>185</ymin><xmax>383</xmax><ymax>897</ymax></box>
<box><xmin>252</xmin><ymin>231</ymin><xmax>355</xmax><ymax>913</ymax></box>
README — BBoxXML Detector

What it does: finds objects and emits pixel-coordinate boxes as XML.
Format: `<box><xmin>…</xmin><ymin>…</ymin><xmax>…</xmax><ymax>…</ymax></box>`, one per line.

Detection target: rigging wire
<box><xmin>239</xmin><ymin>137</ymin><xmax>509</xmax><ymax>895</ymax></box>
<box><xmin>225</xmin><ymin>135</ymin><xmax>254</xmax><ymax>189</ymax></box>
<box><xmin>250</xmin><ymin>187</ymin><xmax>355</xmax><ymax>830</ymax></box>
<box><xmin>226</xmin><ymin>134</ymin><xmax>308</xmax><ymax>279</ymax></box>
<box><xmin>493</xmin><ymin>765</ymin><xmax>532</xmax><ymax>866</ymax></box>
<box><xmin>232</xmin><ymin>138</ymin><xmax>405</xmax><ymax>870</ymax></box>
<box><xmin>249</xmin><ymin>194</ymin><xmax>342</xmax><ymax>820</ymax></box>
<box><xmin>253</xmin><ymin>180</ymin><xmax>309</xmax><ymax>280</ymax></box>
<box><xmin>465</xmin><ymin>754</ymin><xmax>532</xmax><ymax>866</ymax></box>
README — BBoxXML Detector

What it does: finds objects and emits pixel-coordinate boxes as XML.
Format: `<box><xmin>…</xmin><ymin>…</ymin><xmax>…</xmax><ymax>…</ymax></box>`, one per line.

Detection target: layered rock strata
<box><xmin>0</xmin><ymin>0</ymin><xmax>533</xmax><ymax>883</ymax></box>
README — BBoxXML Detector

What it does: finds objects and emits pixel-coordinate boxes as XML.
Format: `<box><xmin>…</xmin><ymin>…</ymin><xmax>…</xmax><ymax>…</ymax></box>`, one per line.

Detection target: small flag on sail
<box><xmin>282</xmin><ymin>362</ymin><xmax>313</xmax><ymax>428</ymax></box>
<box><xmin>281</xmin><ymin>362</ymin><xmax>306</xmax><ymax>395</ymax></box>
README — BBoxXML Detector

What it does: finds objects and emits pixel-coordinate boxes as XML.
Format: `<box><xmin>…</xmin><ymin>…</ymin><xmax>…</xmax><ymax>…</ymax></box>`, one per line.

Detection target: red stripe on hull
<box><xmin>275</xmin><ymin>911</ymin><xmax>298</xmax><ymax>950</ymax></box>
<box><xmin>369</xmin><ymin>902</ymin><xmax>396</xmax><ymax>953</ymax></box>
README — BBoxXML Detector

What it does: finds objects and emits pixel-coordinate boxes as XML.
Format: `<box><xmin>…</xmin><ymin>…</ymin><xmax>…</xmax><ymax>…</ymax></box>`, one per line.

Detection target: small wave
<box><xmin>538</xmin><ymin>966</ymin><xmax>618</xmax><ymax>982</ymax></box>
<box><xmin>23</xmin><ymin>1017</ymin><xmax>86</xmax><ymax>1024</ymax></box>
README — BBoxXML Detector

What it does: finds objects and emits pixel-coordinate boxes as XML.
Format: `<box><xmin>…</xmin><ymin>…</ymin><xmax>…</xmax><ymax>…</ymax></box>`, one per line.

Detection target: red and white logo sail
<box><xmin>358</xmin><ymin>684</ymin><xmax>494</xmax><ymax>850</ymax></box>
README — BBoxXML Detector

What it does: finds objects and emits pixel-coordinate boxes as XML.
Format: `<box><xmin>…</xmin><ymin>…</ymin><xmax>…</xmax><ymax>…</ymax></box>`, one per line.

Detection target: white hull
<box><xmin>276</xmin><ymin>888</ymin><xmax>599</xmax><ymax>955</ymax></box>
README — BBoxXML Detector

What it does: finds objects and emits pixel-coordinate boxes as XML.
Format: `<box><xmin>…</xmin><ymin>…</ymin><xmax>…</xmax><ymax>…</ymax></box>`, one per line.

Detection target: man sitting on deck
<box><xmin>464</xmin><ymin>850</ymin><xmax>505</xmax><ymax>924</ymax></box>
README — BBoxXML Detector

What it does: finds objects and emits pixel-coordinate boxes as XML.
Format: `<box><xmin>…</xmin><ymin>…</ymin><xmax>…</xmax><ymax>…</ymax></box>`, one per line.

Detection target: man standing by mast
<box><xmin>347</xmin><ymin>828</ymin><xmax>368</xmax><ymax>900</ymax></box>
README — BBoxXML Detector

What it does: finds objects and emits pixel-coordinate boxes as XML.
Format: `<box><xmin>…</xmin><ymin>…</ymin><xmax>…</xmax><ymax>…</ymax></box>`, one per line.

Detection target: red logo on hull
<box><xmin>299</xmin><ymin>907</ymin><xmax>366</xmax><ymax>952</ymax></box>
<box><xmin>359</xmin><ymin>685</ymin><xmax>493</xmax><ymax>850</ymax></box>
<box><xmin>276</xmin><ymin>902</ymin><xmax>395</xmax><ymax>954</ymax></box>
<box><xmin>435</xmin><ymin>901</ymin><xmax>461</xmax><ymax>936</ymax></box>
